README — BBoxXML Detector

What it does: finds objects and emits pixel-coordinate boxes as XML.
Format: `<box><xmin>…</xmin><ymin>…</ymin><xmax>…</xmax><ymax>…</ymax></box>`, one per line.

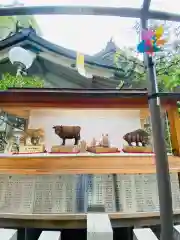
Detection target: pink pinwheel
<box><xmin>137</xmin><ymin>25</ymin><xmax>167</xmax><ymax>55</ymax></box>
<box><xmin>141</xmin><ymin>29</ymin><xmax>154</xmax><ymax>41</ymax></box>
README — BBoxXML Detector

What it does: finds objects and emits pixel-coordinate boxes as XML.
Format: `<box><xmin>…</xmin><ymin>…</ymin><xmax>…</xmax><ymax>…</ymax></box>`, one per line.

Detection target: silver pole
<box><xmin>141</xmin><ymin>18</ymin><xmax>174</xmax><ymax>240</ymax></box>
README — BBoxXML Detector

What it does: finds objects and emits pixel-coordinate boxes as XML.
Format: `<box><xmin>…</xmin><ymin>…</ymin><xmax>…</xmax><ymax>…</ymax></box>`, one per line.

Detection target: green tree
<box><xmin>124</xmin><ymin>20</ymin><xmax>180</xmax><ymax>154</ymax></box>
<box><xmin>0</xmin><ymin>73</ymin><xmax>44</xmax><ymax>90</ymax></box>
<box><xmin>132</xmin><ymin>20</ymin><xmax>180</xmax><ymax>91</ymax></box>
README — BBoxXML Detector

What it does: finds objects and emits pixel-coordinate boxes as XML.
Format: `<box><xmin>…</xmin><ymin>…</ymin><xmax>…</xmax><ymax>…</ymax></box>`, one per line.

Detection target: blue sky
<box><xmin>0</xmin><ymin>0</ymin><xmax>178</xmax><ymax>55</ymax></box>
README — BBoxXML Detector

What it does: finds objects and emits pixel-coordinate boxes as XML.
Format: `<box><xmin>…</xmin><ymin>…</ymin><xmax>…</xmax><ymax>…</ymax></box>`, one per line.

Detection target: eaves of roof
<box><xmin>0</xmin><ymin>28</ymin><xmax>119</xmax><ymax>71</ymax></box>
<box><xmin>0</xmin><ymin>88</ymin><xmax>179</xmax><ymax>107</ymax></box>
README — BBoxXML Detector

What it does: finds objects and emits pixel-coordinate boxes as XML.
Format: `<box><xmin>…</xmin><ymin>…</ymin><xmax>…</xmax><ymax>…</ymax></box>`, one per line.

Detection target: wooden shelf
<box><xmin>0</xmin><ymin>153</ymin><xmax>179</xmax><ymax>174</ymax></box>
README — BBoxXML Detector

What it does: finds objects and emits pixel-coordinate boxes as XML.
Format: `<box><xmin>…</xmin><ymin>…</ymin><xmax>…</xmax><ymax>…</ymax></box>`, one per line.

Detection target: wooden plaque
<box><xmin>19</xmin><ymin>145</ymin><xmax>45</xmax><ymax>153</ymax></box>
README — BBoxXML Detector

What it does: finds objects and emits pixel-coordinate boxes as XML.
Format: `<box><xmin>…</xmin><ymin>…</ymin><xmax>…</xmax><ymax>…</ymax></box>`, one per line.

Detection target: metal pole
<box><xmin>141</xmin><ymin>19</ymin><xmax>174</xmax><ymax>240</ymax></box>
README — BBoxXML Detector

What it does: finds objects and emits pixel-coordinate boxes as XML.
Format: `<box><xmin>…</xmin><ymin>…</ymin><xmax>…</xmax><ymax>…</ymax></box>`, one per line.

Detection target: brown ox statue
<box><xmin>53</xmin><ymin>125</ymin><xmax>81</xmax><ymax>145</ymax></box>
<box><xmin>123</xmin><ymin>129</ymin><xmax>150</xmax><ymax>147</ymax></box>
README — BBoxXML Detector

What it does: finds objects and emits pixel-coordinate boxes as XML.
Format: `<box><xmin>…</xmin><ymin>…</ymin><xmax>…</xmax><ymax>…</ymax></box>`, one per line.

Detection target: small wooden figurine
<box><xmin>87</xmin><ymin>134</ymin><xmax>118</xmax><ymax>153</ymax></box>
<box><xmin>51</xmin><ymin>125</ymin><xmax>81</xmax><ymax>153</ymax></box>
<box><xmin>91</xmin><ymin>138</ymin><xmax>97</xmax><ymax>147</ymax></box>
<box><xmin>26</xmin><ymin>128</ymin><xmax>44</xmax><ymax>146</ymax></box>
<box><xmin>99</xmin><ymin>134</ymin><xmax>110</xmax><ymax>148</ymax></box>
<box><xmin>123</xmin><ymin>129</ymin><xmax>153</xmax><ymax>153</ymax></box>
<box><xmin>19</xmin><ymin>128</ymin><xmax>45</xmax><ymax>153</ymax></box>
<box><xmin>53</xmin><ymin>125</ymin><xmax>81</xmax><ymax>145</ymax></box>
<box><xmin>79</xmin><ymin>140</ymin><xmax>87</xmax><ymax>153</ymax></box>
<box><xmin>123</xmin><ymin>129</ymin><xmax>149</xmax><ymax>147</ymax></box>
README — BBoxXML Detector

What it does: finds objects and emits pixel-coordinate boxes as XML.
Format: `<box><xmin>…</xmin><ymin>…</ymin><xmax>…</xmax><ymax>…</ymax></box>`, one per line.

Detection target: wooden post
<box><xmin>167</xmin><ymin>106</ymin><xmax>180</xmax><ymax>156</ymax></box>
<box><xmin>0</xmin><ymin>229</ymin><xmax>17</xmax><ymax>240</ymax></box>
<box><xmin>38</xmin><ymin>231</ymin><xmax>61</xmax><ymax>240</ymax></box>
<box><xmin>133</xmin><ymin>228</ymin><xmax>158</xmax><ymax>240</ymax></box>
<box><xmin>87</xmin><ymin>213</ymin><xmax>113</xmax><ymax>240</ymax></box>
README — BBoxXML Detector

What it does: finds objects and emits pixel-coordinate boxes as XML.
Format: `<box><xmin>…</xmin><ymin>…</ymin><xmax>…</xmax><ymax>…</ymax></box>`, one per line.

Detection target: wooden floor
<box><xmin>0</xmin><ymin>153</ymin><xmax>179</xmax><ymax>174</ymax></box>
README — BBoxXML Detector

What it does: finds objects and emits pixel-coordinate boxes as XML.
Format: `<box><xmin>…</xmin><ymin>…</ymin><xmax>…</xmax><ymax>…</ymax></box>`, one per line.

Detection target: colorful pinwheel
<box><xmin>137</xmin><ymin>25</ymin><xmax>167</xmax><ymax>55</ymax></box>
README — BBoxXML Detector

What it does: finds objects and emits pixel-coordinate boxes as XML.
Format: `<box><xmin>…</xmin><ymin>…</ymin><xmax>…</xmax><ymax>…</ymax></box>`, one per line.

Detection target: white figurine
<box><xmin>79</xmin><ymin>140</ymin><xmax>87</xmax><ymax>152</ymax></box>
<box><xmin>100</xmin><ymin>134</ymin><xmax>110</xmax><ymax>148</ymax></box>
<box><xmin>91</xmin><ymin>138</ymin><xmax>97</xmax><ymax>147</ymax></box>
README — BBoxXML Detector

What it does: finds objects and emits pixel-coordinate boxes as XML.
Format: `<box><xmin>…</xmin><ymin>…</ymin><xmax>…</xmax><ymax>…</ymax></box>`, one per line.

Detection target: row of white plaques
<box><xmin>0</xmin><ymin>173</ymin><xmax>179</xmax><ymax>214</ymax></box>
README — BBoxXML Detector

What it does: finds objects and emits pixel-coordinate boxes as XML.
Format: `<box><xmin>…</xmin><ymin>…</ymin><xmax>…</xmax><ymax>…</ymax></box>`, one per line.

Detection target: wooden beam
<box><xmin>0</xmin><ymin>100</ymin><xmax>148</xmax><ymax>109</ymax></box>
<box><xmin>133</xmin><ymin>228</ymin><xmax>158</xmax><ymax>240</ymax></box>
<box><xmin>0</xmin><ymin>90</ymin><xmax>148</xmax><ymax>108</ymax></box>
<box><xmin>0</xmin><ymin>154</ymin><xmax>179</xmax><ymax>174</ymax></box>
<box><xmin>87</xmin><ymin>213</ymin><xmax>113</xmax><ymax>240</ymax></box>
<box><xmin>167</xmin><ymin>106</ymin><xmax>180</xmax><ymax>156</ymax></box>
